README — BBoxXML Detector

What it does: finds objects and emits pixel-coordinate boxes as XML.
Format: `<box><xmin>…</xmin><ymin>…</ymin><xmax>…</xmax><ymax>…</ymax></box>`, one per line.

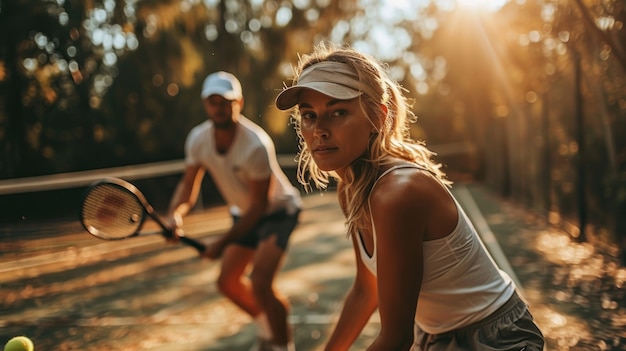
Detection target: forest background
<box><xmin>0</xmin><ymin>0</ymin><xmax>625</xmax><ymax>260</ymax></box>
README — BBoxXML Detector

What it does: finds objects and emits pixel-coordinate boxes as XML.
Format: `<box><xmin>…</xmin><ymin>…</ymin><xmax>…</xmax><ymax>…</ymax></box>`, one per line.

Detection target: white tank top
<box><xmin>356</xmin><ymin>165</ymin><xmax>515</xmax><ymax>335</ymax></box>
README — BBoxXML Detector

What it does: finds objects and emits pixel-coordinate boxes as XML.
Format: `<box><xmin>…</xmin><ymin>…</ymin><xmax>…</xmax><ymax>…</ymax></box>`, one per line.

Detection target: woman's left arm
<box><xmin>366</xmin><ymin>170</ymin><xmax>432</xmax><ymax>351</ymax></box>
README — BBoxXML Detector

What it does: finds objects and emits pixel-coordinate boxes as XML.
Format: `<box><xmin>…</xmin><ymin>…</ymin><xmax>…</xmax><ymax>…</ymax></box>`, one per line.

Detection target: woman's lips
<box><xmin>312</xmin><ymin>145</ymin><xmax>338</xmax><ymax>154</ymax></box>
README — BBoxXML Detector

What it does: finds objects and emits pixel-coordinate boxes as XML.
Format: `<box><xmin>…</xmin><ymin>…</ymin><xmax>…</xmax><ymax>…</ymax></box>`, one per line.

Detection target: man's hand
<box><xmin>202</xmin><ymin>238</ymin><xmax>228</xmax><ymax>259</ymax></box>
<box><xmin>164</xmin><ymin>213</ymin><xmax>183</xmax><ymax>244</ymax></box>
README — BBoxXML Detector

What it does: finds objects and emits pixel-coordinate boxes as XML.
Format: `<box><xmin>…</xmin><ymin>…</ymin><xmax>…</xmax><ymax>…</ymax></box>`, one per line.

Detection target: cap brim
<box><xmin>275</xmin><ymin>82</ymin><xmax>363</xmax><ymax>110</ymax></box>
<box><xmin>201</xmin><ymin>88</ymin><xmax>240</xmax><ymax>100</ymax></box>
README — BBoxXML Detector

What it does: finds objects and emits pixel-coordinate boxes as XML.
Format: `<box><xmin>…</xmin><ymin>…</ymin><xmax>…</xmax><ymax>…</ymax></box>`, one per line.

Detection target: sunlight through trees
<box><xmin>0</xmin><ymin>0</ymin><xmax>625</xmax><ymax>266</ymax></box>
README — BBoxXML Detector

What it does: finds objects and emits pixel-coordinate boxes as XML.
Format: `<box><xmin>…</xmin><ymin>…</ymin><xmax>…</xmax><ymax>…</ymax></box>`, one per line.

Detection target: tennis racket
<box><xmin>80</xmin><ymin>177</ymin><xmax>205</xmax><ymax>253</ymax></box>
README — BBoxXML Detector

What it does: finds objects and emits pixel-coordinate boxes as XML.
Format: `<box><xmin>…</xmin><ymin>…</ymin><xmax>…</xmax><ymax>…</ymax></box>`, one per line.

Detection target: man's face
<box><xmin>203</xmin><ymin>95</ymin><xmax>242</xmax><ymax>129</ymax></box>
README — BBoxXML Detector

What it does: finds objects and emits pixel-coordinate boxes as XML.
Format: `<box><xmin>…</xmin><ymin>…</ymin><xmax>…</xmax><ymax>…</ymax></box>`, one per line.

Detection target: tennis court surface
<box><xmin>2</xmin><ymin>183</ymin><xmax>624</xmax><ymax>350</ymax></box>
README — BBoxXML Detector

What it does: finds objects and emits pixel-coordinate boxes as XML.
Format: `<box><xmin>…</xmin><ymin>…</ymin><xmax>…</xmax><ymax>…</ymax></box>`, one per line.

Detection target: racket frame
<box><xmin>80</xmin><ymin>177</ymin><xmax>205</xmax><ymax>253</ymax></box>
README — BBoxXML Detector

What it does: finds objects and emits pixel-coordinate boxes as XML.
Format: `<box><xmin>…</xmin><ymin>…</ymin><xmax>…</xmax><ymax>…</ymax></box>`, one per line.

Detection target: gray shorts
<box><xmin>413</xmin><ymin>291</ymin><xmax>544</xmax><ymax>351</ymax></box>
<box><xmin>231</xmin><ymin>209</ymin><xmax>300</xmax><ymax>250</ymax></box>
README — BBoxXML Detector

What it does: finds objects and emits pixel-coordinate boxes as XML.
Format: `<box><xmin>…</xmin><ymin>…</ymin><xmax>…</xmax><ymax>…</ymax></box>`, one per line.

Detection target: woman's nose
<box><xmin>312</xmin><ymin>120</ymin><xmax>329</xmax><ymax>139</ymax></box>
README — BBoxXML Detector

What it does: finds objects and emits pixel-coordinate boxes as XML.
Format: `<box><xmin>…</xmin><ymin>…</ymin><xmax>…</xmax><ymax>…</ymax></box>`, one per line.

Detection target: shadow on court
<box><xmin>1</xmin><ymin>191</ymin><xmax>379</xmax><ymax>351</ymax></box>
<box><xmin>2</xmin><ymin>183</ymin><xmax>625</xmax><ymax>350</ymax></box>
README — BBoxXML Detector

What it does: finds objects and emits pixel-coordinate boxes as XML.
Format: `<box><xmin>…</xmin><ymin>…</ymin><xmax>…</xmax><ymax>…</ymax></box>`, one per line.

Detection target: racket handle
<box><xmin>160</xmin><ymin>219</ymin><xmax>205</xmax><ymax>254</ymax></box>
<box><xmin>179</xmin><ymin>236</ymin><xmax>206</xmax><ymax>253</ymax></box>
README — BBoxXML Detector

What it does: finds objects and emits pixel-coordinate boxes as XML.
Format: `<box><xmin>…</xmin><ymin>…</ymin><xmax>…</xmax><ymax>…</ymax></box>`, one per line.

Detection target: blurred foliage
<box><xmin>0</xmin><ymin>0</ymin><xmax>625</xmax><ymax>252</ymax></box>
<box><xmin>0</xmin><ymin>0</ymin><xmax>359</xmax><ymax>175</ymax></box>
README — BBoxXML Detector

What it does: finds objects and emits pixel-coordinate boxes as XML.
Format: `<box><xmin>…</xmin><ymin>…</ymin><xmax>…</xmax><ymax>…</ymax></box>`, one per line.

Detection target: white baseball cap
<box><xmin>201</xmin><ymin>71</ymin><xmax>243</xmax><ymax>100</ymax></box>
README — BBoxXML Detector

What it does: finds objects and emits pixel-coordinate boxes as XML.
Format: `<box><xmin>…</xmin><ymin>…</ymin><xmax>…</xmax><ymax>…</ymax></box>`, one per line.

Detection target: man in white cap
<box><xmin>166</xmin><ymin>71</ymin><xmax>302</xmax><ymax>351</ymax></box>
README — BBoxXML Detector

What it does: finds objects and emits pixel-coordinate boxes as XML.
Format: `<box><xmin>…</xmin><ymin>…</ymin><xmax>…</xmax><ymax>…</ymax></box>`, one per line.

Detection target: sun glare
<box><xmin>456</xmin><ymin>0</ymin><xmax>509</xmax><ymax>12</ymax></box>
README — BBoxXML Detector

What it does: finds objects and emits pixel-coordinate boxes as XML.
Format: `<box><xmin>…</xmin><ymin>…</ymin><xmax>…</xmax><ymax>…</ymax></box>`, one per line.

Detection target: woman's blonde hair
<box><xmin>288</xmin><ymin>42</ymin><xmax>450</xmax><ymax>235</ymax></box>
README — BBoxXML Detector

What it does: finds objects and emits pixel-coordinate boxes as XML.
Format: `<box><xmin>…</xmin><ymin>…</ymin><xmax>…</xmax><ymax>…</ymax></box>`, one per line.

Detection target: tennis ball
<box><xmin>3</xmin><ymin>336</ymin><xmax>34</xmax><ymax>351</ymax></box>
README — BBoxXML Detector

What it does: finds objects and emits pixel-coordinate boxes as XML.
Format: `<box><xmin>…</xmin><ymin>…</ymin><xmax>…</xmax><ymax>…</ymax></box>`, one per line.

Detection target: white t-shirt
<box><xmin>357</xmin><ymin>165</ymin><xmax>515</xmax><ymax>335</ymax></box>
<box><xmin>184</xmin><ymin>116</ymin><xmax>302</xmax><ymax>216</ymax></box>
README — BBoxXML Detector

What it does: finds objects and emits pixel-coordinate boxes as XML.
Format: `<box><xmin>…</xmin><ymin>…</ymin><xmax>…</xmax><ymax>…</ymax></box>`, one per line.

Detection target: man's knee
<box><xmin>250</xmin><ymin>271</ymin><xmax>273</xmax><ymax>297</ymax></box>
<box><xmin>216</xmin><ymin>273</ymin><xmax>240</xmax><ymax>296</ymax></box>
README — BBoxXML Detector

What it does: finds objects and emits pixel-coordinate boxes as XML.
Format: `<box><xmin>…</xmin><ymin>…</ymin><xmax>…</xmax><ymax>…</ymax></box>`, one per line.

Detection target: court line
<box><xmin>453</xmin><ymin>184</ymin><xmax>525</xmax><ymax>296</ymax></box>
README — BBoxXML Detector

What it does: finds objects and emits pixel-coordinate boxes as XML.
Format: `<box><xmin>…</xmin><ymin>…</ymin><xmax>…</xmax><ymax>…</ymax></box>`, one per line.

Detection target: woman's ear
<box><xmin>372</xmin><ymin>104</ymin><xmax>388</xmax><ymax>133</ymax></box>
<box><xmin>380</xmin><ymin>103</ymin><xmax>388</xmax><ymax>116</ymax></box>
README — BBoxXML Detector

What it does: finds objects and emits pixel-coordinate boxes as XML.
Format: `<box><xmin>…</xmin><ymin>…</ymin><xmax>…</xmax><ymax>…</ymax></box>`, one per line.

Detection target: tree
<box><xmin>0</xmin><ymin>0</ymin><xmax>358</xmax><ymax>178</ymax></box>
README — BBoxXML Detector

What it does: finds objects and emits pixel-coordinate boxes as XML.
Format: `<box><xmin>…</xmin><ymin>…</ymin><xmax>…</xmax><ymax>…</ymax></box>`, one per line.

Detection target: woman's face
<box><xmin>298</xmin><ymin>89</ymin><xmax>375</xmax><ymax>178</ymax></box>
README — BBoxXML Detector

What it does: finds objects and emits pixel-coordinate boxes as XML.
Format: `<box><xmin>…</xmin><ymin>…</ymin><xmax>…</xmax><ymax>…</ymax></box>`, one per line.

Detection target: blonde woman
<box><xmin>275</xmin><ymin>43</ymin><xmax>544</xmax><ymax>351</ymax></box>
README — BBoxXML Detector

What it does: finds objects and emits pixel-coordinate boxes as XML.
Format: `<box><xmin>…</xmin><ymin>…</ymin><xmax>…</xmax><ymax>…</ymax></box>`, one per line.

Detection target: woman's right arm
<box><xmin>324</xmin><ymin>234</ymin><xmax>379</xmax><ymax>351</ymax></box>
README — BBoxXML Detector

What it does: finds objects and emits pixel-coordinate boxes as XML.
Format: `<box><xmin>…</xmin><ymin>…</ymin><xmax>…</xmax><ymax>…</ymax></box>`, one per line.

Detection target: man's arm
<box><xmin>203</xmin><ymin>176</ymin><xmax>270</xmax><ymax>259</ymax></box>
<box><xmin>166</xmin><ymin>164</ymin><xmax>205</xmax><ymax>228</ymax></box>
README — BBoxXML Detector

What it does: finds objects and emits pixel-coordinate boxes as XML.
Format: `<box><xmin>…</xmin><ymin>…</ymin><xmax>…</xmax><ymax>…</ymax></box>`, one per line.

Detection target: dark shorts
<box><xmin>414</xmin><ymin>291</ymin><xmax>545</xmax><ymax>351</ymax></box>
<box><xmin>231</xmin><ymin>209</ymin><xmax>300</xmax><ymax>250</ymax></box>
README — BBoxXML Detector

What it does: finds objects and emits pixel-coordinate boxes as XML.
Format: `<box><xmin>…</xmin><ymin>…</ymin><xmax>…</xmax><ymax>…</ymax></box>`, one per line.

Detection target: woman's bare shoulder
<box><xmin>371</xmin><ymin>166</ymin><xmax>443</xmax><ymax>206</ymax></box>
<box><xmin>370</xmin><ymin>166</ymin><xmax>457</xmax><ymax>240</ymax></box>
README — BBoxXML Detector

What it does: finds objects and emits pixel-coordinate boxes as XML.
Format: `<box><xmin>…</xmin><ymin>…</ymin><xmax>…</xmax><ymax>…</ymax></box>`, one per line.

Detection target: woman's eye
<box><xmin>301</xmin><ymin>111</ymin><xmax>316</xmax><ymax>120</ymax></box>
<box><xmin>331</xmin><ymin>109</ymin><xmax>347</xmax><ymax>118</ymax></box>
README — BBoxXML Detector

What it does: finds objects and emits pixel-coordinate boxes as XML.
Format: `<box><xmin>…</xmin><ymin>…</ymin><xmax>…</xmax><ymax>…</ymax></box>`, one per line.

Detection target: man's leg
<box><xmin>217</xmin><ymin>245</ymin><xmax>259</xmax><ymax>316</ymax></box>
<box><xmin>250</xmin><ymin>234</ymin><xmax>291</xmax><ymax>346</ymax></box>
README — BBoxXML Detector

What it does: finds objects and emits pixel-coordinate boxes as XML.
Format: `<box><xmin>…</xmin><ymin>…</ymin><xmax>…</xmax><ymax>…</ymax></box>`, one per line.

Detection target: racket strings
<box><xmin>81</xmin><ymin>184</ymin><xmax>144</xmax><ymax>239</ymax></box>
